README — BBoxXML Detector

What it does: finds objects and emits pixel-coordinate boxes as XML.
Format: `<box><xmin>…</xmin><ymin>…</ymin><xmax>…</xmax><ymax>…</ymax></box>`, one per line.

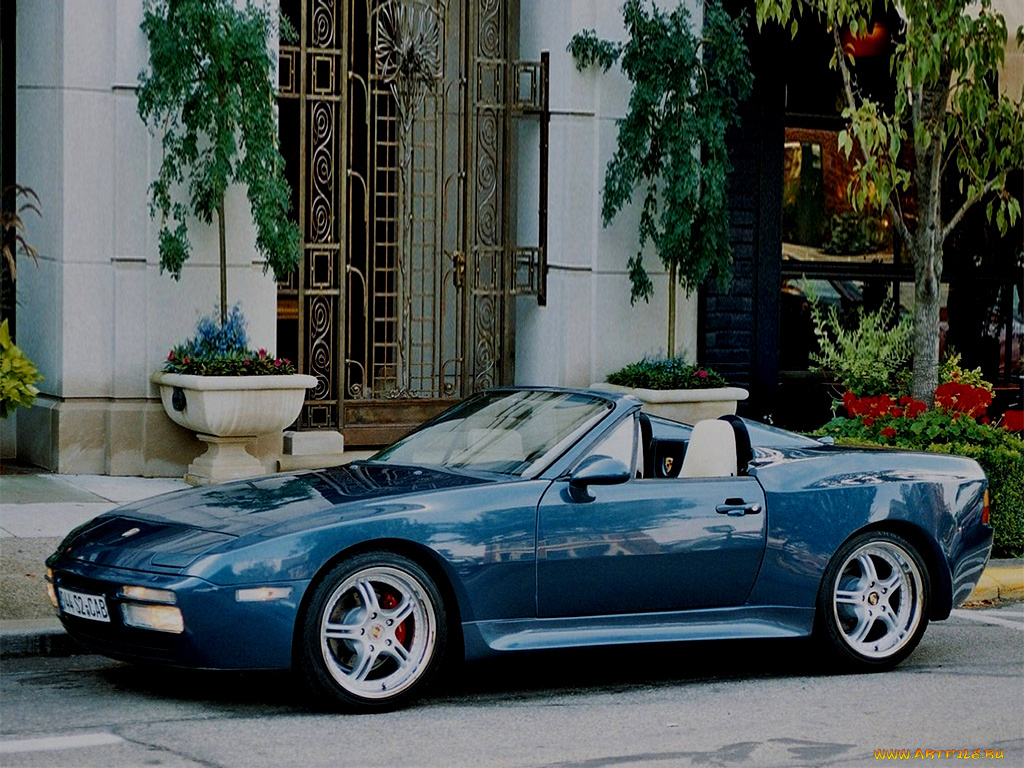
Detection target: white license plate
<box><xmin>58</xmin><ymin>587</ymin><xmax>110</xmax><ymax>623</ymax></box>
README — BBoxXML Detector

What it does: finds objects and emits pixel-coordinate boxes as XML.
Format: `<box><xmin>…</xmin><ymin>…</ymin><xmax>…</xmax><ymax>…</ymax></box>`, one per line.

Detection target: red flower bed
<box><xmin>934</xmin><ymin>381</ymin><xmax>992</xmax><ymax>419</ymax></box>
<box><xmin>842</xmin><ymin>391</ymin><xmax>927</xmax><ymax>420</ymax></box>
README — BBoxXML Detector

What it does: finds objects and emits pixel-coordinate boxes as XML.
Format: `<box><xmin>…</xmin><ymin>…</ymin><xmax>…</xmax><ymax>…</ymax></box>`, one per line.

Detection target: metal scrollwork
<box><xmin>376</xmin><ymin>2</ymin><xmax>442</xmax><ymax>144</ymax></box>
<box><xmin>277</xmin><ymin>0</ymin><xmax>519</xmax><ymax>436</ymax></box>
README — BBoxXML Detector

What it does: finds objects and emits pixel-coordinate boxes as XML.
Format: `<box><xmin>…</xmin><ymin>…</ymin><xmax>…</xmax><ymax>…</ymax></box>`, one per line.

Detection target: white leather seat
<box><xmin>680</xmin><ymin>419</ymin><xmax>738</xmax><ymax>478</ymax></box>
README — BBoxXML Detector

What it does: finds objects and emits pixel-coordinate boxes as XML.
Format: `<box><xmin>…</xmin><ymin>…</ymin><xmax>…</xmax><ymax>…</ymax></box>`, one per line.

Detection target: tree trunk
<box><xmin>908</xmin><ymin>71</ymin><xmax>951</xmax><ymax>405</ymax></box>
<box><xmin>909</xmin><ymin>138</ymin><xmax>944</xmax><ymax>404</ymax></box>
<box><xmin>217</xmin><ymin>199</ymin><xmax>227</xmax><ymax>326</ymax></box>
<box><xmin>667</xmin><ymin>261</ymin><xmax>676</xmax><ymax>359</ymax></box>
<box><xmin>910</xmin><ymin>255</ymin><xmax>941</xmax><ymax>403</ymax></box>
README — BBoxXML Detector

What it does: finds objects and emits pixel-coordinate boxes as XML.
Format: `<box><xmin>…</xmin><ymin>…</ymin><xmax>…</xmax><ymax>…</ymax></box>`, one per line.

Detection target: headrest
<box><xmin>680</xmin><ymin>419</ymin><xmax>738</xmax><ymax>478</ymax></box>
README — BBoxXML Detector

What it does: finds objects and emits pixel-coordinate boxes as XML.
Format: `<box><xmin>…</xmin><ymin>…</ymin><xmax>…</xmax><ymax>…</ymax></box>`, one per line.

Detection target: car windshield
<box><xmin>371</xmin><ymin>390</ymin><xmax>613</xmax><ymax>477</ymax></box>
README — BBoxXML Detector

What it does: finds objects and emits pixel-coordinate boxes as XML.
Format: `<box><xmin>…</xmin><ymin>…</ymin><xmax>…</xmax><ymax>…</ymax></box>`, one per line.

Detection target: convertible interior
<box><xmin>639</xmin><ymin>413</ymin><xmax>753</xmax><ymax>480</ymax></box>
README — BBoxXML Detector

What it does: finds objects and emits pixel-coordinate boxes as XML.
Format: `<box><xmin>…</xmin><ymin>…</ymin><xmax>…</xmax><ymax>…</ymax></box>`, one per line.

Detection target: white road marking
<box><xmin>951</xmin><ymin>609</ymin><xmax>1024</xmax><ymax>631</ymax></box>
<box><xmin>0</xmin><ymin>732</ymin><xmax>124</xmax><ymax>754</ymax></box>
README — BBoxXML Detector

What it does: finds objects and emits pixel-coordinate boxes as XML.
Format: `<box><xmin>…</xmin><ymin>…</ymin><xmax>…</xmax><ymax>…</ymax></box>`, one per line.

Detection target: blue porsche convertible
<box><xmin>46</xmin><ymin>387</ymin><xmax>992</xmax><ymax>711</ymax></box>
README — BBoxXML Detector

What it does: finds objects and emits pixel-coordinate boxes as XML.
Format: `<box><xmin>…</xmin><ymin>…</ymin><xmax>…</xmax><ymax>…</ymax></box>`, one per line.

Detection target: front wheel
<box><xmin>298</xmin><ymin>552</ymin><xmax>446</xmax><ymax>712</ymax></box>
<box><xmin>816</xmin><ymin>531</ymin><xmax>929</xmax><ymax>671</ymax></box>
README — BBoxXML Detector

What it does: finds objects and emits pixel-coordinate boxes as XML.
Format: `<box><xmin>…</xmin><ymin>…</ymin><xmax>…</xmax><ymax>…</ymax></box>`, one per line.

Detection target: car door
<box><xmin>535</xmin><ymin>417</ymin><xmax>767</xmax><ymax>618</ymax></box>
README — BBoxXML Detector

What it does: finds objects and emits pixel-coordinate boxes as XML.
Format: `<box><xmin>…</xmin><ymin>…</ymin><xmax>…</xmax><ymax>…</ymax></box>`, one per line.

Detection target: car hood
<box><xmin>57</xmin><ymin>463</ymin><xmax>491</xmax><ymax>570</ymax></box>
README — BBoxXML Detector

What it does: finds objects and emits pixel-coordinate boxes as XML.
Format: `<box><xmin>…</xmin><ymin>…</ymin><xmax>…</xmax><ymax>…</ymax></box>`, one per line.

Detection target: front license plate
<box><xmin>58</xmin><ymin>587</ymin><xmax>110</xmax><ymax>623</ymax></box>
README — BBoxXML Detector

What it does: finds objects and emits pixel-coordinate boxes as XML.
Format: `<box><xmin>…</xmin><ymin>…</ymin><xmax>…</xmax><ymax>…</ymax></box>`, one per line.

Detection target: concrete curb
<box><xmin>2</xmin><ymin>562</ymin><xmax>1021</xmax><ymax>661</ymax></box>
<box><xmin>964</xmin><ymin>563</ymin><xmax>1024</xmax><ymax>603</ymax></box>
<box><xmin>0</xmin><ymin>618</ymin><xmax>85</xmax><ymax>659</ymax></box>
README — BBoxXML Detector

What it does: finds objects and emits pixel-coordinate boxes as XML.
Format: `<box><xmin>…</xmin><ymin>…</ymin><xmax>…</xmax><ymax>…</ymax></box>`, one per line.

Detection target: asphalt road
<box><xmin>1</xmin><ymin>604</ymin><xmax>1022</xmax><ymax>768</ymax></box>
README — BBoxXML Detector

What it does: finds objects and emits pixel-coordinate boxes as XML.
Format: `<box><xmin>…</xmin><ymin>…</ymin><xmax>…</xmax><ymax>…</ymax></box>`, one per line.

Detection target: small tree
<box><xmin>137</xmin><ymin>0</ymin><xmax>301</xmax><ymax>324</ymax></box>
<box><xmin>569</xmin><ymin>0</ymin><xmax>753</xmax><ymax>358</ymax></box>
<box><xmin>756</xmin><ymin>0</ymin><xmax>1024</xmax><ymax>403</ymax></box>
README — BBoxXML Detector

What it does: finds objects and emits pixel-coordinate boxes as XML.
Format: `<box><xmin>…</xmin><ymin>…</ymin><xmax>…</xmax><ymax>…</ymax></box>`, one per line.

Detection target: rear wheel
<box><xmin>299</xmin><ymin>552</ymin><xmax>446</xmax><ymax>711</ymax></box>
<box><xmin>816</xmin><ymin>531</ymin><xmax>929</xmax><ymax>670</ymax></box>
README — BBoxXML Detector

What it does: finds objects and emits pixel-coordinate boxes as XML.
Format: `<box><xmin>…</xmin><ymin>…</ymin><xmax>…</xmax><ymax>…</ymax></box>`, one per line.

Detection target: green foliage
<box><xmin>567</xmin><ymin>29</ymin><xmax>622</xmax><ymax>72</ymax></box>
<box><xmin>0</xmin><ymin>319</ymin><xmax>42</xmax><ymax>418</ymax></box>
<box><xmin>819</xmin><ymin>407</ymin><xmax>1006</xmax><ymax>450</ymax></box>
<box><xmin>137</xmin><ymin>0</ymin><xmax>300</xmax><ymax>291</ymax></box>
<box><xmin>808</xmin><ymin>295</ymin><xmax>913</xmax><ymax>396</ymax></box>
<box><xmin>568</xmin><ymin>0</ymin><xmax>753</xmax><ymax>304</ymax></box>
<box><xmin>606</xmin><ymin>357</ymin><xmax>727</xmax><ymax>390</ymax></box>
<box><xmin>164</xmin><ymin>351</ymin><xmax>296</xmax><ymax>376</ymax></box>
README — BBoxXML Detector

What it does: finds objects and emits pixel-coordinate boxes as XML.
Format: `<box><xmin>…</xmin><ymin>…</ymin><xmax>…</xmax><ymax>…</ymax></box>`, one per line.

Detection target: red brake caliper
<box><xmin>380</xmin><ymin>591</ymin><xmax>407</xmax><ymax>646</ymax></box>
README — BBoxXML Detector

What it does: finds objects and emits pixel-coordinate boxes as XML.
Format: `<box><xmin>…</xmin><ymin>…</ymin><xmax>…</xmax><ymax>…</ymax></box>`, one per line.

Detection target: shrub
<box><xmin>0</xmin><ymin>319</ymin><xmax>42</xmax><ymax>418</ymax></box>
<box><xmin>808</xmin><ymin>297</ymin><xmax>913</xmax><ymax>396</ymax></box>
<box><xmin>606</xmin><ymin>358</ymin><xmax>727</xmax><ymax>390</ymax></box>
<box><xmin>164</xmin><ymin>306</ymin><xmax>296</xmax><ymax>376</ymax></box>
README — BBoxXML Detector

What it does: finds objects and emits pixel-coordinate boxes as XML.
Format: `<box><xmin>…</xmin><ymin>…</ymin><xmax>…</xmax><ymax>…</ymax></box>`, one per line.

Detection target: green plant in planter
<box><xmin>137</xmin><ymin>0</ymin><xmax>300</xmax><ymax>324</ymax></box>
<box><xmin>606</xmin><ymin>357</ymin><xmax>727</xmax><ymax>390</ymax></box>
<box><xmin>0</xmin><ymin>319</ymin><xmax>42</xmax><ymax>418</ymax></box>
<box><xmin>163</xmin><ymin>305</ymin><xmax>296</xmax><ymax>376</ymax></box>
<box><xmin>569</xmin><ymin>0</ymin><xmax>753</xmax><ymax>358</ymax></box>
<box><xmin>1</xmin><ymin>184</ymin><xmax>43</xmax><ymax>416</ymax></box>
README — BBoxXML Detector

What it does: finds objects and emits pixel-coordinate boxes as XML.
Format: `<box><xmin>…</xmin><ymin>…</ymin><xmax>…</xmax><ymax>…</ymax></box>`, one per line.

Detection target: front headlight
<box><xmin>118</xmin><ymin>584</ymin><xmax>182</xmax><ymax>633</ymax></box>
<box><xmin>120</xmin><ymin>603</ymin><xmax>184</xmax><ymax>633</ymax></box>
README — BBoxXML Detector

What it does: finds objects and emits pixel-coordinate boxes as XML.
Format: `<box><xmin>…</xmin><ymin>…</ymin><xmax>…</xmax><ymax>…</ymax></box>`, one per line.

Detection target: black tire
<box><xmin>298</xmin><ymin>552</ymin><xmax>447</xmax><ymax>712</ymax></box>
<box><xmin>815</xmin><ymin>531</ymin><xmax>929</xmax><ymax>671</ymax></box>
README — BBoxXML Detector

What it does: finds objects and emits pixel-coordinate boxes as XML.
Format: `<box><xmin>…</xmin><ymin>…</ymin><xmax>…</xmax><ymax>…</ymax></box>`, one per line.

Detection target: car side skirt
<box><xmin>462</xmin><ymin>606</ymin><xmax>814</xmax><ymax>658</ymax></box>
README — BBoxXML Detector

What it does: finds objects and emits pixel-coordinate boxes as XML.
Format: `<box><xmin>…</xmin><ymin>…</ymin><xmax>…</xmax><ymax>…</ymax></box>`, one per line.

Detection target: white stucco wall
<box><xmin>515</xmin><ymin>0</ymin><xmax>703</xmax><ymax>389</ymax></box>
<box><xmin>14</xmin><ymin>0</ymin><xmax>278</xmax><ymax>470</ymax></box>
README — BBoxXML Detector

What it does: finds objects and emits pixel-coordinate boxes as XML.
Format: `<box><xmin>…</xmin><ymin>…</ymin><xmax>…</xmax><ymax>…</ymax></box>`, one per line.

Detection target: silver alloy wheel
<box><xmin>318</xmin><ymin>565</ymin><xmax>437</xmax><ymax>700</ymax></box>
<box><xmin>831</xmin><ymin>540</ymin><xmax>924</xmax><ymax>659</ymax></box>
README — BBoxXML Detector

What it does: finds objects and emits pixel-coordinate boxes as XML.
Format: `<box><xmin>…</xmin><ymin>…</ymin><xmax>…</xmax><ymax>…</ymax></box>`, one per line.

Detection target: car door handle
<box><xmin>716</xmin><ymin>502</ymin><xmax>762</xmax><ymax>516</ymax></box>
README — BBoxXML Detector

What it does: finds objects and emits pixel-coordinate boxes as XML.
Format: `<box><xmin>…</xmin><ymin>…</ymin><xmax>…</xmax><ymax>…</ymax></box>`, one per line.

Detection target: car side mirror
<box><xmin>568</xmin><ymin>455</ymin><xmax>631</xmax><ymax>497</ymax></box>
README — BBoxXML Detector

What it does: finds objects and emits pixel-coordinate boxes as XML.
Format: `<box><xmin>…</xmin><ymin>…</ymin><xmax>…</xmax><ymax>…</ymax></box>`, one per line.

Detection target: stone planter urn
<box><xmin>151</xmin><ymin>372</ymin><xmax>317</xmax><ymax>485</ymax></box>
<box><xmin>590</xmin><ymin>382</ymin><xmax>749</xmax><ymax>424</ymax></box>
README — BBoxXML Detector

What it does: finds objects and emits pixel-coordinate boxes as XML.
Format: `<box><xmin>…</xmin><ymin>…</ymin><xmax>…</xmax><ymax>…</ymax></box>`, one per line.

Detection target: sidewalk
<box><xmin>1</xmin><ymin>471</ymin><xmax>192</xmax><ymax>656</ymax></box>
<box><xmin>1</xmin><ymin>470</ymin><xmax>1022</xmax><ymax>659</ymax></box>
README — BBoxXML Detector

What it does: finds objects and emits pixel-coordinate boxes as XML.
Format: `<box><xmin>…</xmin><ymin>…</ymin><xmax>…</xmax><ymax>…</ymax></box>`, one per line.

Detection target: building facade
<box><xmin>3</xmin><ymin>0</ymin><xmax>1021</xmax><ymax>475</ymax></box>
<box><xmin>4</xmin><ymin>0</ymin><xmax>698</xmax><ymax>475</ymax></box>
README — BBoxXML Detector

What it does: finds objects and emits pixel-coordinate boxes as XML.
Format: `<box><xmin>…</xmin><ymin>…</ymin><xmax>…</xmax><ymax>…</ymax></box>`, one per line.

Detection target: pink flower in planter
<box><xmin>697</xmin><ymin>370</ymin><xmax>708</xmax><ymax>379</ymax></box>
<box><xmin>274</xmin><ymin>359</ymin><xmax>282</xmax><ymax>367</ymax></box>
<box><xmin>167</xmin><ymin>350</ymin><xmax>175</xmax><ymax>361</ymax></box>
<box><xmin>258</xmin><ymin>348</ymin><xmax>267</xmax><ymax>359</ymax></box>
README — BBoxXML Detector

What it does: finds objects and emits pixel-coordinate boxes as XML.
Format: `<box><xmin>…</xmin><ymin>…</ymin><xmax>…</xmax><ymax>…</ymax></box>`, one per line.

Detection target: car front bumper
<box><xmin>47</xmin><ymin>553</ymin><xmax>307</xmax><ymax>670</ymax></box>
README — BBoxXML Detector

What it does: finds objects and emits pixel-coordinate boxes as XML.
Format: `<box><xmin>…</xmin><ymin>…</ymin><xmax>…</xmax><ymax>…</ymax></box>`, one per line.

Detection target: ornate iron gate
<box><xmin>278</xmin><ymin>0</ymin><xmax>547</xmax><ymax>445</ymax></box>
